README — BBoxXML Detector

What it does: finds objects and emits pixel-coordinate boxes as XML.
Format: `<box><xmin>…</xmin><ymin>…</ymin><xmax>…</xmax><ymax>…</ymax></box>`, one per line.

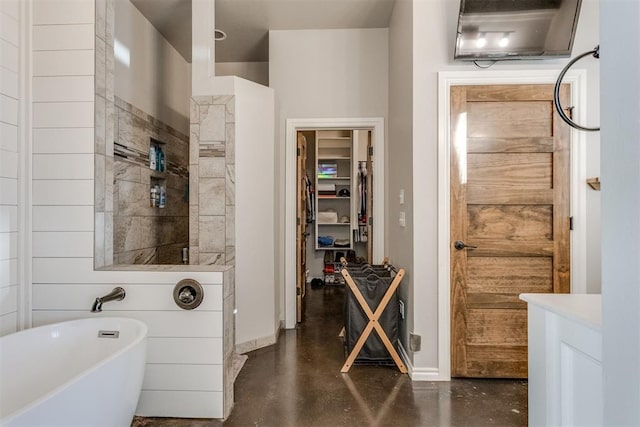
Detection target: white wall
<box><xmin>600</xmin><ymin>0</ymin><xmax>640</xmax><ymax>424</ymax></box>
<box><xmin>388</xmin><ymin>0</ymin><xmax>414</xmax><ymax>362</ymax></box>
<box><xmin>234</xmin><ymin>78</ymin><xmax>277</xmax><ymax>348</ymax></box>
<box><xmin>216</xmin><ymin>62</ymin><xmax>269</xmax><ymax>87</ymax></box>
<box><xmin>29</xmin><ymin>0</ymin><xmax>229</xmax><ymax>418</ymax></box>
<box><xmin>391</xmin><ymin>0</ymin><xmax>601</xmax><ymax>377</ymax></box>
<box><xmin>0</xmin><ymin>0</ymin><xmax>20</xmax><ymax>336</ymax></box>
<box><xmin>269</xmin><ymin>28</ymin><xmax>389</xmax><ymax>325</ymax></box>
<box><xmin>114</xmin><ymin>0</ymin><xmax>191</xmax><ymax>134</ymax></box>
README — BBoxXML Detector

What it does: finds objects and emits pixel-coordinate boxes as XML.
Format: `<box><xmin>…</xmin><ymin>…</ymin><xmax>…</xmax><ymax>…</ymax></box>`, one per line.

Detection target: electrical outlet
<box><xmin>399</xmin><ymin>189</ymin><xmax>405</xmax><ymax>205</ymax></box>
<box><xmin>399</xmin><ymin>300</ymin><xmax>405</xmax><ymax>319</ymax></box>
<box><xmin>399</xmin><ymin>211</ymin><xmax>406</xmax><ymax>227</ymax></box>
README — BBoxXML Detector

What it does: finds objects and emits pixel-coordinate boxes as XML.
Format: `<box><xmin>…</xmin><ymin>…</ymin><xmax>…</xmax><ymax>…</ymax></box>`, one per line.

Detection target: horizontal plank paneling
<box><xmin>33</xmin><ymin>128</ymin><xmax>94</xmax><ymax>153</ymax></box>
<box><xmin>467</xmin><ymin>309</ymin><xmax>527</xmax><ymax>346</ymax></box>
<box><xmin>468</xmin><ymin>153</ymin><xmax>552</xmax><ymax>189</ymax></box>
<box><xmin>143</xmin><ymin>364</ymin><xmax>223</xmax><ymax>392</ymax></box>
<box><xmin>32</xmin><ymin>180</ymin><xmax>94</xmax><ymax>205</ymax></box>
<box><xmin>0</xmin><ymin>311</ymin><xmax>17</xmax><ymax>336</ymax></box>
<box><xmin>33</xmin><ymin>231</ymin><xmax>94</xmax><ymax>257</ymax></box>
<box><xmin>32</xmin><ymin>311</ymin><xmax>223</xmax><ymax>338</ymax></box>
<box><xmin>0</xmin><ymin>122</ymin><xmax>17</xmax><ymax>152</ymax></box>
<box><xmin>0</xmin><ymin>1</ymin><xmax>19</xmax><ymax>20</ymax></box>
<box><xmin>1</xmin><ymin>67</ymin><xmax>18</xmax><ymax>99</ymax></box>
<box><xmin>468</xmin><ymin>205</ymin><xmax>553</xmax><ymax>241</ymax></box>
<box><xmin>0</xmin><ymin>177</ymin><xmax>17</xmax><ymax>205</ymax></box>
<box><xmin>0</xmin><ymin>206</ymin><xmax>17</xmax><ymax>232</ymax></box>
<box><xmin>0</xmin><ymin>39</ymin><xmax>18</xmax><ymax>72</ymax></box>
<box><xmin>33</xmin><ymin>50</ymin><xmax>95</xmax><ymax>77</ymax></box>
<box><xmin>467</xmin><ymin>187</ymin><xmax>553</xmax><ymax>205</ymax></box>
<box><xmin>147</xmin><ymin>338</ymin><xmax>223</xmax><ymax>365</ymax></box>
<box><xmin>33</xmin><ymin>76</ymin><xmax>94</xmax><ymax>102</ymax></box>
<box><xmin>0</xmin><ymin>259</ymin><xmax>17</xmax><ymax>287</ymax></box>
<box><xmin>33</xmin><ymin>0</ymin><xmax>94</xmax><ymax>25</ymax></box>
<box><xmin>0</xmin><ymin>231</ymin><xmax>16</xmax><ymax>260</ymax></box>
<box><xmin>466</xmin><ymin>344</ymin><xmax>528</xmax><ymax>377</ymax></box>
<box><xmin>32</xmin><ymin>283</ymin><xmax>223</xmax><ymax>312</ymax></box>
<box><xmin>32</xmin><ymin>24</ymin><xmax>94</xmax><ymax>51</ymax></box>
<box><xmin>33</xmin><ymin>102</ymin><xmax>94</xmax><ymax>128</ymax></box>
<box><xmin>466</xmin><ymin>239</ymin><xmax>554</xmax><ymax>257</ymax></box>
<box><xmin>136</xmin><ymin>390</ymin><xmax>223</xmax><ymax>419</ymax></box>
<box><xmin>0</xmin><ymin>93</ymin><xmax>18</xmax><ymax>124</ymax></box>
<box><xmin>33</xmin><ymin>206</ymin><xmax>94</xmax><ymax>231</ymax></box>
<box><xmin>32</xmin><ymin>258</ymin><xmax>225</xmax><ymax>284</ymax></box>
<box><xmin>33</xmin><ymin>154</ymin><xmax>94</xmax><ymax>179</ymax></box>
<box><xmin>0</xmin><ymin>284</ymin><xmax>17</xmax><ymax>315</ymax></box>
<box><xmin>468</xmin><ymin>101</ymin><xmax>552</xmax><ymax>138</ymax></box>
<box><xmin>467</xmin><ymin>137</ymin><xmax>554</xmax><ymax>153</ymax></box>
<box><xmin>0</xmin><ymin>150</ymin><xmax>17</xmax><ymax>178</ymax></box>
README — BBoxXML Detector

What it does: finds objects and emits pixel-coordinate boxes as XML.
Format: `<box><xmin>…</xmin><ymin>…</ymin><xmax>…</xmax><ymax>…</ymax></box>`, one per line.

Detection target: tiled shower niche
<box><xmin>113</xmin><ymin>97</ymin><xmax>190</xmax><ymax>265</ymax></box>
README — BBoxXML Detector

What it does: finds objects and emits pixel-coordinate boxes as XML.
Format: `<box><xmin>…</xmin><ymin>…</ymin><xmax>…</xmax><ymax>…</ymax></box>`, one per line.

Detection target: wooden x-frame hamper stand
<box><xmin>340</xmin><ymin>259</ymin><xmax>408</xmax><ymax>374</ymax></box>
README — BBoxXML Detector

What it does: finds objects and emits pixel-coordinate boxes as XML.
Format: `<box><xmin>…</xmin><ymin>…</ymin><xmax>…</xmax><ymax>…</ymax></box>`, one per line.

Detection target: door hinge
<box><xmin>368</xmin><ymin>216</ymin><xmax>372</xmax><ymax>226</ymax></box>
<box><xmin>297</xmin><ymin>217</ymin><xmax>300</xmax><ymax>226</ymax></box>
<box><xmin>296</xmin><ymin>287</ymin><xmax>301</xmax><ymax>296</ymax></box>
<box><xmin>297</xmin><ymin>147</ymin><xmax>300</xmax><ymax>156</ymax></box>
<box><xmin>569</xmin><ymin>216</ymin><xmax>573</xmax><ymax>231</ymax></box>
<box><xmin>368</xmin><ymin>146</ymin><xmax>373</xmax><ymax>156</ymax></box>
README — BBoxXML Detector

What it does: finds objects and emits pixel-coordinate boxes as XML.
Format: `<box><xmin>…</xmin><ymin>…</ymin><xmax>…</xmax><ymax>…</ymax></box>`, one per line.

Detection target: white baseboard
<box><xmin>235</xmin><ymin>322</ymin><xmax>282</xmax><ymax>354</ymax></box>
<box><xmin>398</xmin><ymin>342</ymin><xmax>450</xmax><ymax>381</ymax></box>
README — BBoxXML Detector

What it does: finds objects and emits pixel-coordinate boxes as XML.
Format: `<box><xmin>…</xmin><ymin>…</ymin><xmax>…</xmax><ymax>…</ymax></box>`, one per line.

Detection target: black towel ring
<box><xmin>553</xmin><ymin>45</ymin><xmax>600</xmax><ymax>132</ymax></box>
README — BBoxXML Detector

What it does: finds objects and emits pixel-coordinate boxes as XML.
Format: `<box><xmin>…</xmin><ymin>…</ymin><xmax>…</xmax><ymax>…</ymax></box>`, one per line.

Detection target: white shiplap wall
<box><xmin>30</xmin><ymin>1</ymin><xmax>228</xmax><ymax>418</ymax></box>
<box><xmin>0</xmin><ymin>0</ymin><xmax>20</xmax><ymax>336</ymax></box>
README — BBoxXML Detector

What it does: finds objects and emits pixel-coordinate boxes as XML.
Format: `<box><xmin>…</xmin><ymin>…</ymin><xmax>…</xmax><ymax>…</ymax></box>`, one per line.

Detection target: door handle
<box><xmin>454</xmin><ymin>240</ymin><xmax>478</xmax><ymax>250</ymax></box>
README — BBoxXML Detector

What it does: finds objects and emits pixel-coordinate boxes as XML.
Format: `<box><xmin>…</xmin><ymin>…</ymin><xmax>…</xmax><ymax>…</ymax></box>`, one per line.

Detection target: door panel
<box><xmin>451</xmin><ymin>83</ymin><xmax>571</xmax><ymax>378</ymax></box>
<box><xmin>296</xmin><ymin>133</ymin><xmax>308</xmax><ymax>323</ymax></box>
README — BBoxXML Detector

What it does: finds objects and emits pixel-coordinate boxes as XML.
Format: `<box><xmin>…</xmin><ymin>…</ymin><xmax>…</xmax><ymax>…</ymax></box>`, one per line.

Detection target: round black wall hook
<box><xmin>554</xmin><ymin>45</ymin><xmax>600</xmax><ymax>132</ymax></box>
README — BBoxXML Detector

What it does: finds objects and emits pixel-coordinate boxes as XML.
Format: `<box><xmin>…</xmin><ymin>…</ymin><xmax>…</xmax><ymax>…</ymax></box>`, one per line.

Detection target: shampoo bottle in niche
<box><xmin>149</xmin><ymin>145</ymin><xmax>157</xmax><ymax>170</ymax></box>
<box><xmin>154</xmin><ymin>185</ymin><xmax>161</xmax><ymax>207</ymax></box>
<box><xmin>158</xmin><ymin>147</ymin><xmax>165</xmax><ymax>172</ymax></box>
<box><xmin>159</xmin><ymin>186</ymin><xmax>166</xmax><ymax>208</ymax></box>
<box><xmin>150</xmin><ymin>186</ymin><xmax>157</xmax><ymax>207</ymax></box>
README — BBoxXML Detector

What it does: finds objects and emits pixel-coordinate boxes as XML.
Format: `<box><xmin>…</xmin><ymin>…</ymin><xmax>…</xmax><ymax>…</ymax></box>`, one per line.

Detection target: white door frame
<box><xmin>436</xmin><ymin>70</ymin><xmax>588</xmax><ymax>380</ymax></box>
<box><xmin>284</xmin><ymin>117</ymin><xmax>385</xmax><ymax>329</ymax></box>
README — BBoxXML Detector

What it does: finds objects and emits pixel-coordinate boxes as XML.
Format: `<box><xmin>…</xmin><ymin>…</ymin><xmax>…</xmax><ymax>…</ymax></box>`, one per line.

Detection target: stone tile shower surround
<box><xmin>189</xmin><ymin>96</ymin><xmax>236</xmax><ymax>266</ymax></box>
<box><xmin>113</xmin><ymin>97</ymin><xmax>189</xmax><ymax>265</ymax></box>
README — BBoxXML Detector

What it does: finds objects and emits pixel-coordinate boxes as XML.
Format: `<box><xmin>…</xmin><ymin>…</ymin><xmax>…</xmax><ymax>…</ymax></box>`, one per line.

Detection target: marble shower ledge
<box><xmin>97</xmin><ymin>264</ymin><xmax>233</xmax><ymax>272</ymax></box>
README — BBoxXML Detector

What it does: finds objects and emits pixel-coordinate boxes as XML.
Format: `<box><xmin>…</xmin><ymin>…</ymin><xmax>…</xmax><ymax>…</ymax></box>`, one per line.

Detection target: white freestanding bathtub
<box><xmin>0</xmin><ymin>317</ymin><xmax>147</xmax><ymax>426</ymax></box>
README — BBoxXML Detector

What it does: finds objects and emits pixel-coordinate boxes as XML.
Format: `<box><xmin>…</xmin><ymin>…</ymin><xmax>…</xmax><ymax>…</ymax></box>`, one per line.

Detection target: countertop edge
<box><xmin>520</xmin><ymin>293</ymin><xmax>602</xmax><ymax>332</ymax></box>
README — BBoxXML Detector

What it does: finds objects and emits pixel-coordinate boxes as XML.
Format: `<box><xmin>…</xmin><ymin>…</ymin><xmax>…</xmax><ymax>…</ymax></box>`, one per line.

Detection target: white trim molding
<box><xmin>18</xmin><ymin>0</ymin><xmax>33</xmax><ymax>330</ymax></box>
<box><xmin>437</xmin><ymin>70</ymin><xmax>589</xmax><ymax>381</ymax></box>
<box><xmin>284</xmin><ymin>117</ymin><xmax>385</xmax><ymax>329</ymax></box>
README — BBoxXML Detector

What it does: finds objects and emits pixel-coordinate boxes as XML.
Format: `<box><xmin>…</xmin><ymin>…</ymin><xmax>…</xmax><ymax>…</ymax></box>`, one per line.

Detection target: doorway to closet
<box><xmin>285</xmin><ymin>118</ymin><xmax>385</xmax><ymax>328</ymax></box>
<box><xmin>296</xmin><ymin>128</ymin><xmax>374</xmax><ymax>322</ymax></box>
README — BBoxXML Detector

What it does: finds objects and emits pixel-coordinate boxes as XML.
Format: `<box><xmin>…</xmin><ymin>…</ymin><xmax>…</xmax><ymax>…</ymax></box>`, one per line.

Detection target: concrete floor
<box><xmin>133</xmin><ymin>284</ymin><xmax>528</xmax><ymax>426</ymax></box>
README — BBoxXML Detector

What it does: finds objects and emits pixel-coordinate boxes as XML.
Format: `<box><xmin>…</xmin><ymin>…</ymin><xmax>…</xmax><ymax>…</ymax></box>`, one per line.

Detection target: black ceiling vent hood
<box><xmin>454</xmin><ymin>0</ymin><xmax>583</xmax><ymax>61</ymax></box>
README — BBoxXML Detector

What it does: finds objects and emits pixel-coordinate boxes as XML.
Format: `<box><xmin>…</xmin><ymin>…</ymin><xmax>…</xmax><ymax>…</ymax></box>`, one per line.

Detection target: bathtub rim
<box><xmin>0</xmin><ymin>316</ymin><xmax>148</xmax><ymax>424</ymax></box>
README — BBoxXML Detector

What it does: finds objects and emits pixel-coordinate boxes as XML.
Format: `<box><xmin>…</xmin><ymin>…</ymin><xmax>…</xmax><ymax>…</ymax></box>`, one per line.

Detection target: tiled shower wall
<box><xmin>189</xmin><ymin>96</ymin><xmax>235</xmax><ymax>266</ymax></box>
<box><xmin>113</xmin><ymin>97</ymin><xmax>189</xmax><ymax>265</ymax></box>
<box><xmin>0</xmin><ymin>0</ymin><xmax>19</xmax><ymax>335</ymax></box>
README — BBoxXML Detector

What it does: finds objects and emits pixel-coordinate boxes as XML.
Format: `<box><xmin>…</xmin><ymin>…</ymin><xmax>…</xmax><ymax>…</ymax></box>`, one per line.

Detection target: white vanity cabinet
<box><xmin>520</xmin><ymin>294</ymin><xmax>603</xmax><ymax>427</ymax></box>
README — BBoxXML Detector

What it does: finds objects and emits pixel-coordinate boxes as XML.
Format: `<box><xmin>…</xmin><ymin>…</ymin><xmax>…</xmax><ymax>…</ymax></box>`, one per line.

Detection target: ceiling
<box><xmin>130</xmin><ymin>0</ymin><xmax>397</xmax><ymax>63</ymax></box>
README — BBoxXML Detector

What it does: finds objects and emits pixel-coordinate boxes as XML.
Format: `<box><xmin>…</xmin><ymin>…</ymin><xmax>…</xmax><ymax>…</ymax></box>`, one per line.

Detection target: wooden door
<box><xmin>366</xmin><ymin>131</ymin><xmax>373</xmax><ymax>262</ymax></box>
<box><xmin>450</xmin><ymin>84</ymin><xmax>571</xmax><ymax>378</ymax></box>
<box><xmin>296</xmin><ymin>133</ymin><xmax>309</xmax><ymax>323</ymax></box>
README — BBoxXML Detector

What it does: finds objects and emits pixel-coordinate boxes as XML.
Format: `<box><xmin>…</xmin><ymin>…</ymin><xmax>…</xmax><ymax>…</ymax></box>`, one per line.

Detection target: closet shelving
<box><xmin>315</xmin><ymin>130</ymin><xmax>354</xmax><ymax>250</ymax></box>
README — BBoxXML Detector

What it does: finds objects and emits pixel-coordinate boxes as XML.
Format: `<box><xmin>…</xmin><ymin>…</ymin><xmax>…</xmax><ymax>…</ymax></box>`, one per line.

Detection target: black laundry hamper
<box><xmin>344</xmin><ymin>273</ymin><xmax>399</xmax><ymax>364</ymax></box>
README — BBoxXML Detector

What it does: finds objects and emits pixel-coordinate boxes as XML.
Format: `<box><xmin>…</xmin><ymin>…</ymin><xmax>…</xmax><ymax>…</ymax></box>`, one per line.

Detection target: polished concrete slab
<box><xmin>133</xmin><ymin>284</ymin><xmax>527</xmax><ymax>426</ymax></box>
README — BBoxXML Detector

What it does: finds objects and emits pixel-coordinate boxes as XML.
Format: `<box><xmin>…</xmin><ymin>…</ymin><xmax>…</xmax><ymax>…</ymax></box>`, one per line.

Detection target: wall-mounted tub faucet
<box><xmin>91</xmin><ymin>287</ymin><xmax>126</xmax><ymax>313</ymax></box>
